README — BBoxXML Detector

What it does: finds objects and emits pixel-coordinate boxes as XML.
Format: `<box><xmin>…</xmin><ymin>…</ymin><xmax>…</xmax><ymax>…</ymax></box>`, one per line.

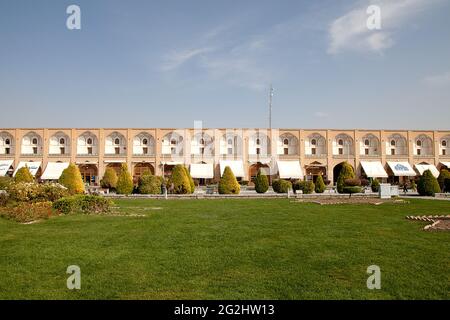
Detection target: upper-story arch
<box><xmin>77</xmin><ymin>131</ymin><xmax>98</xmax><ymax>155</ymax></box>
<box><xmin>191</xmin><ymin>132</ymin><xmax>214</xmax><ymax>156</ymax></box>
<box><xmin>305</xmin><ymin>133</ymin><xmax>326</xmax><ymax>156</ymax></box>
<box><xmin>386</xmin><ymin>134</ymin><xmax>407</xmax><ymax>156</ymax></box>
<box><xmin>21</xmin><ymin>131</ymin><xmax>42</xmax><ymax>155</ymax></box>
<box><xmin>161</xmin><ymin>131</ymin><xmax>184</xmax><ymax>155</ymax></box>
<box><xmin>413</xmin><ymin>134</ymin><xmax>433</xmax><ymax>156</ymax></box>
<box><xmin>0</xmin><ymin>131</ymin><xmax>14</xmax><ymax>155</ymax></box>
<box><xmin>49</xmin><ymin>131</ymin><xmax>70</xmax><ymax>155</ymax></box>
<box><xmin>133</xmin><ymin>132</ymin><xmax>155</xmax><ymax>155</ymax></box>
<box><xmin>220</xmin><ymin>133</ymin><xmax>243</xmax><ymax>156</ymax></box>
<box><xmin>105</xmin><ymin>131</ymin><xmax>126</xmax><ymax>155</ymax></box>
<box><xmin>249</xmin><ymin>132</ymin><xmax>270</xmax><ymax>156</ymax></box>
<box><xmin>360</xmin><ymin>134</ymin><xmax>380</xmax><ymax>156</ymax></box>
<box><xmin>333</xmin><ymin>133</ymin><xmax>353</xmax><ymax>156</ymax></box>
<box><xmin>277</xmin><ymin>133</ymin><xmax>298</xmax><ymax>155</ymax></box>
<box><xmin>440</xmin><ymin>135</ymin><xmax>450</xmax><ymax>156</ymax></box>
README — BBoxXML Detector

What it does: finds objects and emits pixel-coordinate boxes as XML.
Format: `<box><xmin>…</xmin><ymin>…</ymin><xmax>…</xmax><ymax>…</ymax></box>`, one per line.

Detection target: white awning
<box><xmin>387</xmin><ymin>161</ymin><xmax>416</xmax><ymax>177</ymax></box>
<box><xmin>41</xmin><ymin>162</ymin><xmax>70</xmax><ymax>180</ymax></box>
<box><xmin>219</xmin><ymin>160</ymin><xmax>245</xmax><ymax>177</ymax></box>
<box><xmin>0</xmin><ymin>160</ymin><xmax>14</xmax><ymax>177</ymax></box>
<box><xmin>360</xmin><ymin>161</ymin><xmax>388</xmax><ymax>178</ymax></box>
<box><xmin>13</xmin><ymin>161</ymin><xmax>42</xmax><ymax>177</ymax></box>
<box><xmin>415</xmin><ymin>164</ymin><xmax>439</xmax><ymax>178</ymax></box>
<box><xmin>190</xmin><ymin>163</ymin><xmax>214</xmax><ymax>179</ymax></box>
<box><xmin>277</xmin><ymin>160</ymin><xmax>303</xmax><ymax>179</ymax></box>
<box><xmin>440</xmin><ymin>162</ymin><xmax>450</xmax><ymax>169</ymax></box>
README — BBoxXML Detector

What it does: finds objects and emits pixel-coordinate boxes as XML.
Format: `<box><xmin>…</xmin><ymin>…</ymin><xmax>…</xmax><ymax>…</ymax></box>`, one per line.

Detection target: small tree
<box><xmin>138</xmin><ymin>171</ymin><xmax>162</xmax><ymax>194</ymax></box>
<box><xmin>371</xmin><ymin>179</ymin><xmax>380</xmax><ymax>192</ymax></box>
<box><xmin>59</xmin><ymin>163</ymin><xmax>85</xmax><ymax>194</ymax></box>
<box><xmin>254</xmin><ymin>169</ymin><xmax>269</xmax><ymax>193</ymax></box>
<box><xmin>336</xmin><ymin>162</ymin><xmax>355</xmax><ymax>193</ymax></box>
<box><xmin>272</xmin><ymin>179</ymin><xmax>292</xmax><ymax>193</ymax></box>
<box><xmin>437</xmin><ymin>169</ymin><xmax>450</xmax><ymax>192</ymax></box>
<box><xmin>100</xmin><ymin>167</ymin><xmax>118</xmax><ymax>190</ymax></box>
<box><xmin>170</xmin><ymin>165</ymin><xmax>191</xmax><ymax>194</ymax></box>
<box><xmin>183</xmin><ymin>166</ymin><xmax>195</xmax><ymax>194</ymax></box>
<box><xmin>218</xmin><ymin>166</ymin><xmax>240</xmax><ymax>194</ymax></box>
<box><xmin>116</xmin><ymin>164</ymin><xmax>134</xmax><ymax>195</ymax></box>
<box><xmin>417</xmin><ymin>169</ymin><xmax>441</xmax><ymax>196</ymax></box>
<box><xmin>314</xmin><ymin>175</ymin><xmax>326</xmax><ymax>193</ymax></box>
<box><xmin>15</xmin><ymin>166</ymin><xmax>34</xmax><ymax>183</ymax></box>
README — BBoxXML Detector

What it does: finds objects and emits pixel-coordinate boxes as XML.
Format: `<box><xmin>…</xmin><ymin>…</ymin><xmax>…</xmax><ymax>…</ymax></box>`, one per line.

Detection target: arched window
<box><xmin>32</xmin><ymin>138</ymin><xmax>38</xmax><ymax>145</ymax></box>
<box><xmin>228</xmin><ymin>139</ymin><xmax>233</xmax><ymax>145</ymax></box>
<box><xmin>87</xmin><ymin>138</ymin><xmax>93</xmax><ymax>145</ymax></box>
<box><xmin>5</xmin><ymin>139</ymin><xmax>10</xmax><ymax>145</ymax></box>
<box><xmin>170</xmin><ymin>139</ymin><xmax>177</xmax><ymax>145</ymax></box>
<box><xmin>142</xmin><ymin>138</ymin><xmax>148</xmax><ymax>145</ymax></box>
<box><xmin>283</xmin><ymin>138</ymin><xmax>289</xmax><ymax>145</ymax></box>
<box><xmin>311</xmin><ymin>139</ymin><xmax>317</xmax><ymax>146</ymax></box>
<box><xmin>443</xmin><ymin>140</ymin><xmax>447</xmax><ymax>147</ymax></box>
<box><xmin>416</xmin><ymin>140</ymin><xmax>422</xmax><ymax>147</ymax></box>
<box><xmin>256</xmin><ymin>138</ymin><xmax>260</xmax><ymax>145</ymax></box>
<box><xmin>390</xmin><ymin>140</ymin><xmax>396</xmax><ymax>146</ymax></box>
<box><xmin>114</xmin><ymin>138</ymin><xmax>120</xmax><ymax>145</ymax></box>
<box><xmin>59</xmin><ymin>138</ymin><xmax>65</xmax><ymax>145</ymax></box>
<box><xmin>364</xmin><ymin>139</ymin><xmax>370</xmax><ymax>146</ymax></box>
<box><xmin>200</xmin><ymin>138</ymin><xmax>205</xmax><ymax>145</ymax></box>
<box><xmin>338</xmin><ymin>139</ymin><xmax>343</xmax><ymax>146</ymax></box>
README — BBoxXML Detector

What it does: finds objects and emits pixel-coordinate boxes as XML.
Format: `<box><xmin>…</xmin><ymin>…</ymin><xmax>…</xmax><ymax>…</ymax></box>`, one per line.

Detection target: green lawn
<box><xmin>0</xmin><ymin>198</ymin><xmax>449</xmax><ymax>300</ymax></box>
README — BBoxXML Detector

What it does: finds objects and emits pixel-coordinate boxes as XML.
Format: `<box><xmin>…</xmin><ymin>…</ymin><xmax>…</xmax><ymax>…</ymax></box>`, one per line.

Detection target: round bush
<box><xmin>138</xmin><ymin>174</ymin><xmax>162</xmax><ymax>194</ymax></box>
<box><xmin>371</xmin><ymin>179</ymin><xmax>380</xmax><ymax>192</ymax></box>
<box><xmin>15</xmin><ymin>167</ymin><xmax>34</xmax><ymax>183</ymax></box>
<box><xmin>336</xmin><ymin>162</ymin><xmax>355</xmax><ymax>193</ymax></box>
<box><xmin>344</xmin><ymin>178</ymin><xmax>361</xmax><ymax>187</ymax></box>
<box><xmin>303</xmin><ymin>181</ymin><xmax>315</xmax><ymax>194</ymax></box>
<box><xmin>170</xmin><ymin>165</ymin><xmax>191</xmax><ymax>194</ymax></box>
<box><xmin>272</xmin><ymin>179</ymin><xmax>292</xmax><ymax>193</ymax></box>
<box><xmin>101</xmin><ymin>167</ymin><xmax>118</xmax><ymax>189</ymax></box>
<box><xmin>437</xmin><ymin>169</ymin><xmax>450</xmax><ymax>192</ymax></box>
<box><xmin>116</xmin><ymin>164</ymin><xmax>134</xmax><ymax>195</ymax></box>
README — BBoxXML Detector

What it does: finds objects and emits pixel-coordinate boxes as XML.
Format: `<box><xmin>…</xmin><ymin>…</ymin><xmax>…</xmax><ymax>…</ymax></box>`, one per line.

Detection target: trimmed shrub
<box><xmin>15</xmin><ymin>166</ymin><xmax>34</xmax><ymax>183</ymax></box>
<box><xmin>38</xmin><ymin>183</ymin><xmax>69</xmax><ymax>202</ymax></box>
<box><xmin>0</xmin><ymin>176</ymin><xmax>12</xmax><ymax>190</ymax></box>
<box><xmin>7</xmin><ymin>182</ymin><xmax>41</xmax><ymax>202</ymax></box>
<box><xmin>343</xmin><ymin>186</ymin><xmax>362</xmax><ymax>195</ymax></box>
<box><xmin>0</xmin><ymin>201</ymin><xmax>53</xmax><ymax>223</ymax></box>
<box><xmin>101</xmin><ymin>167</ymin><xmax>118</xmax><ymax>189</ymax></box>
<box><xmin>336</xmin><ymin>162</ymin><xmax>355</xmax><ymax>193</ymax></box>
<box><xmin>116</xmin><ymin>164</ymin><xmax>134</xmax><ymax>195</ymax></box>
<box><xmin>437</xmin><ymin>169</ymin><xmax>450</xmax><ymax>192</ymax></box>
<box><xmin>292</xmin><ymin>180</ymin><xmax>304</xmax><ymax>192</ymax></box>
<box><xmin>53</xmin><ymin>195</ymin><xmax>113</xmax><ymax>215</ymax></box>
<box><xmin>170</xmin><ymin>165</ymin><xmax>191</xmax><ymax>194</ymax></box>
<box><xmin>417</xmin><ymin>170</ymin><xmax>441</xmax><ymax>196</ymax></box>
<box><xmin>314</xmin><ymin>176</ymin><xmax>326</xmax><ymax>193</ymax></box>
<box><xmin>371</xmin><ymin>179</ymin><xmax>380</xmax><ymax>192</ymax></box>
<box><xmin>344</xmin><ymin>178</ymin><xmax>361</xmax><ymax>187</ymax></box>
<box><xmin>59</xmin><ymin>163</ymin><xmax>85</xmax><ymax>194</ymax></box>
<box><xmin>303</xmin><ymin>181</ymin><xmax>315</xmax><ymax>194</ymax></box>
<box><xmin>218</xmin><ymin>166</ymin><xmax>240</xmax><ymax>194</ymax></box>
<box><xmin>272</xmin><ymin>179</ymin><xmax>292</xmax><ymax>193</ymax></box>
<box><xmin>138</xmin><ymin>173</ymin><xmax>162</xmax><ymax>194</ymax></box>
<box><xmin>254</xmin><ymin>170</ymin><xmax>269</xmax><ymax>193</ymax></box>
<box><xmin>183</xmin><ymin>166</ymin><xmax>195</xmax><ymax>194</ymax></box>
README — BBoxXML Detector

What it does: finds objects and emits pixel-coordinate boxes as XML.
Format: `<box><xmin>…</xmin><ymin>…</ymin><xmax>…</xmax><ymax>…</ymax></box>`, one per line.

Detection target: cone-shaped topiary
<box><xmin>116</xmin><ymin>163</ymin><xmax>134</xmax><ymax>195</ymax></box>
<box><xmin>14</xmin><ymin>166</ymin><xmax>34</xmax><ymax>183</ymax></box>
<box><xmin>417</xmin><ymin>169</ymin><xmax>441</xmax><ymax>196</ymax></box>
<box><xmin>437</xmin><ymin>169</ymin><xmax>450</xmax><ymax>192</ymax></box>
<box><xmin>254</xmin><ymin>169</ymin><xmax>269</xmax><ymax>193</ymax></box>
<box><xmin>336</xmin><ymin>162</ymin><xmax>355</xmax><ymax>193</ymax></box>
<box><xmin>314</xmin><ymin>175</ymin><xmax>326</xmax><ymax>193</ymax></box>
<box><xmin>183</xmin><ymin>166</ymin><xmax>195</xmax><ymax>194</ymax></box>
<box><xmin>59</xmin><ymin>163</ymin><xmax>85</xmax><ymax>194</ymax></box>
<box><xmin>219</xmin><ymin>166</ymin><xmax>240</xmax><ymax>194</ymax></box>
<box><xmin>100</xmin><ymin>167</ymin><xmax>118</xmax><ymax>189</ymax></box>
<box><xmin>170</xmin><ymin>165</ymin><xmax>191</xmax><ymax>194</ymax></box>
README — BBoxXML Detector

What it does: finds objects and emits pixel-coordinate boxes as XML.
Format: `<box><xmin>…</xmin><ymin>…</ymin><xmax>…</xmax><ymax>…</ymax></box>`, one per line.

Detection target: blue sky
<box><xmin>0</xmin><ymin>0</ymin><xmax>449</xmax><ymax>129</ymax></box>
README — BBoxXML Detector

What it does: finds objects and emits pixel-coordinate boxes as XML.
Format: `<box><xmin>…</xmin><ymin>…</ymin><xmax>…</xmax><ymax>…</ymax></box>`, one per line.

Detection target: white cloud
<box><xmin>423</xmin><ymin>71</ymin><xmax>450</xmax><ymax>87</ymax></box>
<box><xmin>328</xmin><ymin>0</ymin><xmax>442</xmax><ymax>54</ymax></box>
<box><xmin>161</xmin><ymin>47</ymin><xmax>214</xmax><ymax>71</ymax></box>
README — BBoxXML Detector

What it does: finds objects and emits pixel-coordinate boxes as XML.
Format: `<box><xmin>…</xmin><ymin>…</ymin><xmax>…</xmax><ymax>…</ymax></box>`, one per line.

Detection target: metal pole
<box><xmin>269</xmin><ymin>85</ymin><xmax>273</xmax><ymax>130</ymax></box>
